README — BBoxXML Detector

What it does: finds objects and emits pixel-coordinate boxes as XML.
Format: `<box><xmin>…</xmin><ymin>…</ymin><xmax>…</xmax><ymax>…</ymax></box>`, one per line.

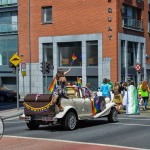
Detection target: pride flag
<box><xmin>48</xmin><ymin>77</ymin><xmax>57</xmax><ymax>93</ymax></box>
<box><xmin>77</xmin><ymin>77</ymin><xmax>82</xmax><ymax>88</ymax></box>
<box><xmin>71</xmin><ymin>53</ymin><xmax>77</xmax><ymax>65</ymax></box>
<box><xmin>91</xmin><ymin>98</ymin><xmax>101</xmax><ymax>115</ymax></box>
<box><xmin>126</xmin><ymin>85</ymin><xmax>140</xmax><ymax>115</ymax></box>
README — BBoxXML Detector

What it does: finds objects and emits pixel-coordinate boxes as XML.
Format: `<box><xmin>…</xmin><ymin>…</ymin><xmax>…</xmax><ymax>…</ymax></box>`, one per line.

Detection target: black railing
<box><xmin>0</xmin><ymin>23</ymin><xmax>18</xmax><ymax>33</ymax></box>
<box><xmin>122</xmin><ymin>17</ymin><xmax>144</xmax><ymax>31</ymax></box>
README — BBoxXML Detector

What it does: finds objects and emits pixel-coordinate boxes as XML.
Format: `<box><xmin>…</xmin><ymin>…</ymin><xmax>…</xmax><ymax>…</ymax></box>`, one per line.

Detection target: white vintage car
<box><xmin>20</xmin><ymin>87</ymin><xmax>118</xmax><ymax>130</ymax></box>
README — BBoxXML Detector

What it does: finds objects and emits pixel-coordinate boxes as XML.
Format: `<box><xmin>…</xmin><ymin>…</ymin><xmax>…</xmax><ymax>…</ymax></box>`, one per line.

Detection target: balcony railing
<box><xmin>0</xmin><ymin>23</ymin><xmax>18</xmax><ymax>33</ymax></box>
<box><xmin>122</xmin><ymin>17</ymin><xmax>144</xmax><ymax>32</ymax></box>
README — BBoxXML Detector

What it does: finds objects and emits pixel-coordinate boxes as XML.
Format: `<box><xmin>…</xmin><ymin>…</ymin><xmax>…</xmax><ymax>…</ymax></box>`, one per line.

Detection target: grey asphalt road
<box><xmin>2</xmin><ymin>116</ymin><xmax>150</xmax><ymax>150</ymax></box>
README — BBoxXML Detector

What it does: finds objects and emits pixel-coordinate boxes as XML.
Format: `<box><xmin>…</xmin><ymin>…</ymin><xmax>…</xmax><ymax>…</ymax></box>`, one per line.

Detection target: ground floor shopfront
<box><xmin>118</xmin><ymin>33</ymin><xmax>146</xmax><ymax>87</ymax></box>
<box><xmin>18</xmin><ymin>33</ymin><xmax>147</xmax><ymax>97</ymax></box>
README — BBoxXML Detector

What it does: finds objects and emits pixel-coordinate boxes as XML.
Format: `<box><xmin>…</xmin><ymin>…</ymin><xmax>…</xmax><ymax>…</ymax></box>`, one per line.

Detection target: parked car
<box><xmin>0</xmin><ymin>86</ymin><xmax>18</xmax><ymax>102</ymax></box>
<box><xmin>20</xmin><ymin>86</ymin><xmax>118</xmax><ymax>130</ymax></box>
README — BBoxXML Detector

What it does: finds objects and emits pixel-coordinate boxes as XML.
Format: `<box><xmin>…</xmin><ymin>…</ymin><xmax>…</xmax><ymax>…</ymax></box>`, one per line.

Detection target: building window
<box><xmin>58</xmin><ymin>42</ymin><xmax>82</xmax><ymax>67</ymax></box>
<box><xmin>0</xmin><ymin>0</ymin><xmax>17</xmax><ymax>6</ymax></box>
<box><xmin>43</xmin><ymin>43</ymin><xmax>53</xmax><ymax>65</ymax></box>
<box><xmin>140</xmin><ymin>43</ymin><xmax>144</xmax><ymax>66</ymax></box>
<box><xmin>0</xmin><ymin>11</ymin><xmax>18</xmax><ymax>33</ymax></box>
<box><xmin>86</xmin><ymin>41</ymin><xmax>98</xmax><ymax>66</ymax></box>
<box><xmin>42</xmin><ymin>6</ymin><xmax>52</xmax><ymax>23</ymax></box>
<box><xmin>121</xmin><ymin>40</ymin><xmax>125</xmax><ymax>68</ymax></box>
<box><xmin>122</xmin><ymin>5</ymin><xmax>143</xmax><ymax>31</ymax></box>
<box><xmin>87</xmin><ymin>76</ymin><xmax>98</xmax><ymax>91</ymax></box>
<box><xmin>0</xmin><ymin>35</ymin><xmax>18</xmax><ymax>65</ymax></box>
<box><xmin>128</xmin><ymin>42</ymin><xmax>134</xmax><ymax>67</ymax></box>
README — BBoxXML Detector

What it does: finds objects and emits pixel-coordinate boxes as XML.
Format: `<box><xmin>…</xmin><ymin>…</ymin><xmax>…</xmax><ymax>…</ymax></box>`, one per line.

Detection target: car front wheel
<box><xmin>108</xmin><ymin>107</ymin><xmax>118</xmax><ymax>123</ymax></box>
<box><xmin>63</xmin><ymin>111</ymin><xmax>77</xmax><ymax>130</ymax></box>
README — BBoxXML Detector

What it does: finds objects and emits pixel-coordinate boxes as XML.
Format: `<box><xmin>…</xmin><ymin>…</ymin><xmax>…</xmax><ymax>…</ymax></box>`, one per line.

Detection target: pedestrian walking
<box><xmin>100</xmin><ymin>78</ymin><xmax>110</xmax><ymax>98</ymax></box>
<box><xmin>139</xmin><ymin>80</ymin><xmax>150</xmax><ymax>111</ymax></box>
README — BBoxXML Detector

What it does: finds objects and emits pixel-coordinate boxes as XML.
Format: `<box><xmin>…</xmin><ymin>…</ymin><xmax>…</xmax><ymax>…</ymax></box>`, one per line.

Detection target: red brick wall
<box><xmin>18</xmin><ymin>0</ymin><xmax>119</xmax><ymax>82</ymax></box>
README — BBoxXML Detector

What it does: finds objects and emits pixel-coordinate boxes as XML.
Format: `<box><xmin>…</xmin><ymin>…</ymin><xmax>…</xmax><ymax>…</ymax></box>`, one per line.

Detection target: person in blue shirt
<box><xmin>100</xmin><ymin>78</ymin><xmax>110</xmax><ymax>98</ymax></box>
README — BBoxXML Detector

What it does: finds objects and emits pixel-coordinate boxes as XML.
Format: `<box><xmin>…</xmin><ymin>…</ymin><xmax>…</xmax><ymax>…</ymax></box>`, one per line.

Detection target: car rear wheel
<box><xmin>63</xmin><ymin>111</ymin><xmax>77</xmax><ymax>130</ymax></box>
<box><xmin>108</xmin><ymin>107</ymin><xmax>118</xmax><ymax>123</ymax></box>
<box><xmin>26</xmin><ymin>120</ymin><xmax>40</xmax><ymax>130</ymax></box>
<box><xmin>0</xmin><ymin>95</ymin><xmax>5</xmax><ymax>102</ymax></box>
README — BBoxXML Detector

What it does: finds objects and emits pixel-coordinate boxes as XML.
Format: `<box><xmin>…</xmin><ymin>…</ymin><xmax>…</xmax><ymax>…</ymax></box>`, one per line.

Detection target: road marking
<box><xmin>114</xmin><ymin>122</ymin><xmax>150</xmax><ymax>127</ymax></box>
<box><xmin>4</xmin><ymin>121</ymin><xmax>22</xmax><ymax>123</ymax></box>
<box><xmin>3</xmin><ymin>135</ymin><xmax>145</xmax><ymax>150</ymax></box>
<box><xmin>119</xmin><ymin>117</ymin><xmax>150</xmax><ymax>121</ymax></box>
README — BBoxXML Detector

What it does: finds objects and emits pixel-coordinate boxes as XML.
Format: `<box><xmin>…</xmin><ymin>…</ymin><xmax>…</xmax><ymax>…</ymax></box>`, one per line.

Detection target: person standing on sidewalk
<box><xmin>112</xmin><ymin>82</ymin><xmax>123</xmax><ymax>113</ymax></box>
<box><xmin>139</xmin><ymin>80</ymin><xmax>150</xmax><ymax>111</ymax></box>
<box><xmin>126</xmin><ymin>81</ymin><xmax>139</xmax><ymax>115</ymax></box>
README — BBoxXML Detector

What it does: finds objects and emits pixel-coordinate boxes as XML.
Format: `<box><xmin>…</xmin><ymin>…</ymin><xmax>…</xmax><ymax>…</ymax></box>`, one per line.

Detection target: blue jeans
<box><xmin>142</xmin><ymin>97</ymin><xmax>148</xmax><ymax>108</ymax></box>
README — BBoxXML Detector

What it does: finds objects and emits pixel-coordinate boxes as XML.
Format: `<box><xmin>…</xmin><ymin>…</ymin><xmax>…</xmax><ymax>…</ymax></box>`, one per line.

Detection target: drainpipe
<box><xmin>28</xmin><ymin>0</ymin><xmax>31</xmax><ymax>94</ymax></box>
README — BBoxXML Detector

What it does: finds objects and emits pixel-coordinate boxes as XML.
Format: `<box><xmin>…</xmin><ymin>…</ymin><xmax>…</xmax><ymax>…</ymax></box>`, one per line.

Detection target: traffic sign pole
<box><xmin>16</xmin><ymin>66</ymin><xmax>19</xmax><ymax>110</ymax></box>
<box><xmin>9</xmin><ymin>53</ymin><xmax>21</xmax><ymax>110</ymax></box>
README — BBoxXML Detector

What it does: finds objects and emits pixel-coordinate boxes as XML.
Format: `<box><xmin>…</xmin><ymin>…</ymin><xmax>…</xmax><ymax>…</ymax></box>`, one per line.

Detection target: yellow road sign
<box><xmin>22</xmin><ymin>71</ymin><xmax>26</xmax><ymax>76</ymax></box>
<box><xmin>10</xmin><ymin>54</ymin><xmax>22</xmax><ymax>67</ymax></box>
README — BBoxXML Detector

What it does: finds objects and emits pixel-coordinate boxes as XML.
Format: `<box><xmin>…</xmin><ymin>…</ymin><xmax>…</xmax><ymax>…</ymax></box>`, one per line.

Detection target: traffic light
<box><xmin>45</xmin><ymin>61</ymin><xmax>51</xmax><ymax>74</ymax></box>
<box><xmin>40</xmin><ymin>61</ymin><xmax>46</xmax><ymax>74</ymax></box>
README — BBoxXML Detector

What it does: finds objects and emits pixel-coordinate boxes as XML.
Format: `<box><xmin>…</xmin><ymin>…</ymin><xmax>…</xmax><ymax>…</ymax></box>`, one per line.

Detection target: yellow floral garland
<box><xmin>23</xmin><ymin>101</ymin><xmax>53</xmax><ymax>112</ymax></box>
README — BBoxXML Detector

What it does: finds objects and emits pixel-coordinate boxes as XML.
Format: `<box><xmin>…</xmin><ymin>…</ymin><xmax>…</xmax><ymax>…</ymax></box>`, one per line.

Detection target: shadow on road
<box><xmin>25</xmin><ymin>119</ymin><xmax>111</xmax><ymax>132</ymax></box>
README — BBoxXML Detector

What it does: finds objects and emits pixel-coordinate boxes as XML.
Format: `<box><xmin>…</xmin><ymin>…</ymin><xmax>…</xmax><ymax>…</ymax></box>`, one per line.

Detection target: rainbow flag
<box><xmin>77</xmin><ymin>77</ymin><xmax>82</xmax><ymax>88</ymax></box>
<box><xmin>48</xmin><ymin>77</ymin><xmax>57</xmax><ymax>93</ymax></box>
<box><xmin>91</xmin><ymin>98</ymin><xmax>100</xmax><ymax>115</ymax></box>
<box><xmin>71</xmin><ymin>53</ymin><xmax>77</xmax><ymax>65</ymax></box>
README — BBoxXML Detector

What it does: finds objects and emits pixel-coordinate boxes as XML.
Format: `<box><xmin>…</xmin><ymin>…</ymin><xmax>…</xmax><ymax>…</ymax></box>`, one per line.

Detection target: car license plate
<box><xmin>42</xmin><ymin>116</ymin><xmax>53</xmax><ymax>121</ymax></box>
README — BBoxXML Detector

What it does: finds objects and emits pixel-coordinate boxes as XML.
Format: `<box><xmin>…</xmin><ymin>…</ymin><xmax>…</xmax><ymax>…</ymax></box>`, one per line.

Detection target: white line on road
<box><xmin>114</xmin><ymin>122</ymin><xmax>150</xmax><ymax>127</ymax></box>
<box><xmin>3</xmin><ymin>135</ymin><xmax>146</xmax><ymax>150</ymax></box>
<box><xmin>119</xmin><ymin>117</ymin><xmax>150</xmax><ymax>121</ymax></box>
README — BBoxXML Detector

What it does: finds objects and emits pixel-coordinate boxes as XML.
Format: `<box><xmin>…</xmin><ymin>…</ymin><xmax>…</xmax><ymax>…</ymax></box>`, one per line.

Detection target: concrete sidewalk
<box><xmin>0</xmin><ymin>108</ymin><xmax>23</xmax><ymax>120</ymax></box>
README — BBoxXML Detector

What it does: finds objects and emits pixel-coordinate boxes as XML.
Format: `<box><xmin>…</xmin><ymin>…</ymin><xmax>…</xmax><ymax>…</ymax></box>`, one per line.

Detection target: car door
<box><xmin>72</xmin><ymin>97</ymin><xmax>93</xmax><ymax>117</ymax></box>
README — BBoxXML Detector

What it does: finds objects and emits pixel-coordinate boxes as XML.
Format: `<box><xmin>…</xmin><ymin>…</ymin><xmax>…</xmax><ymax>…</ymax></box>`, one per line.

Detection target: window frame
<box><xmin>42</xmin><ymin>6</ymin><xmax>52</xmax><ymax>24</ymax></box>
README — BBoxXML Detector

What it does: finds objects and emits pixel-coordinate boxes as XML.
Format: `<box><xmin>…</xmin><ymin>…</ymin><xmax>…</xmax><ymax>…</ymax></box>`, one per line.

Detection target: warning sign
<box><xmin>10</xmin><ymin>54</ymin><xmax>22</xmax><ymax>67</ymax></box>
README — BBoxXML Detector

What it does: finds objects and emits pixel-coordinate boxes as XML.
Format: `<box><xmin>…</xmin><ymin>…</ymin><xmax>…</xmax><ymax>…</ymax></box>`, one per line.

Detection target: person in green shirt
<box><xmin>139</xmin><ymin>80</ymin><xmax>150</xmax><ymax>111</ymax></box>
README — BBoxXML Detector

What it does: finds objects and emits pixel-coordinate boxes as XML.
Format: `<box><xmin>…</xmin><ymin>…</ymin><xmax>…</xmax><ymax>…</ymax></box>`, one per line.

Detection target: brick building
<box><xmin>18</xmin><ymin>0</ymin><xmax>150</xmax><ymax>96</ymax></box>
